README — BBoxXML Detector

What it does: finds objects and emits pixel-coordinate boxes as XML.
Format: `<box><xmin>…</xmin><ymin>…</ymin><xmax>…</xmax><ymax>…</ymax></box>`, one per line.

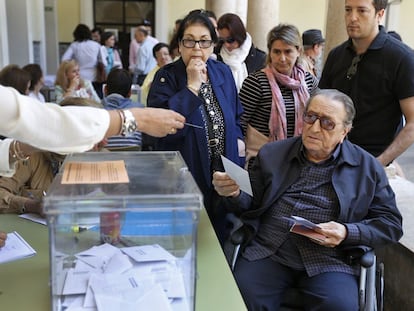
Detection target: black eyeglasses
<box><xmin>303</xmin><ymin>112</ymin><xmax>336</xmax><ymax>131</ymax></box>
<box><xmin>218</xmin><ymin>37</ymin><xmax>236</xmax><ymax>44</ymax></box>
<box><xmin>346</xmin><ymin>54</ymin><xmax>363</xmax><ymax>80</ymax></box>
<box><xmin>181</xmin><ymin>39</ymin><xmax>213</xmax><ymax>49</ymax></box>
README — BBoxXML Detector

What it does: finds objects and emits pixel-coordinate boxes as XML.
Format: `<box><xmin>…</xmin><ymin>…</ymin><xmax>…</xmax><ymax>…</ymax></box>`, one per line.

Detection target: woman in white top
<box><xmin>0</xmin><ymin>85</ymin><xmax>185</xmax><ymax>176</ymax></box>
<box><xmin>99</xmin><ymin>31</ymin><xmax>122</xmax><ymax>76</ymax></box>
<box><xmin>54</xmin><ymin>60</ymin><xmax>101</xmax><ymax>104</ymax></box>
<box><xmin>61</xmin><ymin>24</ymin><xmax>101</xmax><ymax>82</ymax></box>
<box><xmin>23</xmin><ymin>63</ymin><xmax>46</xmax><ymax>103</ymax></box>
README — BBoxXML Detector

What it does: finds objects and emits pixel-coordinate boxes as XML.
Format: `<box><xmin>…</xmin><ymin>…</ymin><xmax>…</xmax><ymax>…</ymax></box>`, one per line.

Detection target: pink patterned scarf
<box><xmin>263</xmin><ymin>64</ymin><xmax>309</xmax><ymax>141</ymax></box>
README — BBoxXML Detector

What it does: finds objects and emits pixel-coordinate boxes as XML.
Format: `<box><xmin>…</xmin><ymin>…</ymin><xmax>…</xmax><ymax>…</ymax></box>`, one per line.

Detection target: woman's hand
<box><xmin>186</xmin><ymin>58</ymin><xmax>207</xmax><ymax>90</ymax></box>
<box><xmin>69</xmin><ymin>76</ymin><xmax>80</xmax><ymax>91</ymax></box>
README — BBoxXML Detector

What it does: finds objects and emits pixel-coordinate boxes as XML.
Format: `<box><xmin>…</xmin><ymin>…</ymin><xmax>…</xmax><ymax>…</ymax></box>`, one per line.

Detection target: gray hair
<box><xmin>306</xmin><ymin>89</ymin><xmax>355</xmax><ymax>128</ymax></box>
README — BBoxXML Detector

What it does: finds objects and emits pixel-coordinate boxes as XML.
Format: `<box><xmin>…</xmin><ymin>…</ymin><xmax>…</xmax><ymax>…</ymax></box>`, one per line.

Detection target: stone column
<box><xmin>205</xmin><ymin>0</ymin><xmax>237</xmax><ymax>19</ymax></box>
<box><xmin>324</xmin><ymin>0</ymin><xmax>348</xmax><ymax>59</ymax></box>
<box><xmin>246</xmin><ymin>0</ymin><xmax>279</xmax><ymax>52</ymax></box>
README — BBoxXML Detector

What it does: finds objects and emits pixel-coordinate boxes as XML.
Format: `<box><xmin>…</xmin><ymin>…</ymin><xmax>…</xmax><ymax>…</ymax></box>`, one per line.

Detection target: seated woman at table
<box><xmin>54</xmin><ymin>59</ymin><xmax>101</xmax><ymax>104</ymax></box>
<box><xmin>0</xmin><ymin>151</ymin><xmax>64</xmax><ymax>216</ymax></box>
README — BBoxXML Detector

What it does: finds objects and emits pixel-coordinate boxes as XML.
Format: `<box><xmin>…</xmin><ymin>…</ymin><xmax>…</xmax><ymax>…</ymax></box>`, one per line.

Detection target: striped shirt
<box><xmin>239</xmin><ymin>70</ymin><xmax>318</xmax><ymax>137</ymax></box>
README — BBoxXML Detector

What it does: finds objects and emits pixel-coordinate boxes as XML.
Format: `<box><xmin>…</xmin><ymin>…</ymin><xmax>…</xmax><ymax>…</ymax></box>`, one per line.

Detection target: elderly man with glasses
<box><xmin>212</xmin><ymin>89</ymin><xmax>403</xmax><ymax>311</ymax></box>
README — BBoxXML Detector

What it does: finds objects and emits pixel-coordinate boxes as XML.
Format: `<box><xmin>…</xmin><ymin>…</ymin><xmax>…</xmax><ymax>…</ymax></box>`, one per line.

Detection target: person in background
<box><xmin>102</xmin><ymin>68</ymin><xmax>144</xmax><ymax>150</ymax></box>
<box><xmin>212</xmin><ymin>89</ymin><xmax>402</xmax><ymax>311</ymax></box>
<box><xmin>0</xmin><ymin>84</ymin><xmax>186</xmax><ymax>177</ymax></box>
<box><xmin>0</xmin><ymin>151</ymin><xmax>64</xmax><ymax>216</ymax></box>
<box><xmin>91</xmin><ymin>27</ymin><xmax>103</xmax><ymax>43</ymax></box>
<box><xmin>61</xmin><ymin>24</ymin><xmax>101</xmax><ymax>83</ymax></box>
<box><xmin>319</xmin><ymin>0</ymin><xmax>414</xmax><ymax>171</ymax></box>
<box><xmin>302</xmin><ymin>29</ymin><xmax>325</xmax><ymax>78</ymax></box>
<box><xmin>0</xmin><ymin>64</ymin><xmax>31</xmax><ymax>95</ymax></box>
<box><xmin>216</xmin><ymin>13</ymin><xmax>266</xmax><ymax>91</ymax></box>
<box><xmin>148</xmin><ymin>9</ymin><xmax>244</xmax><ymax>245</ymax></box>
<box><xmin>22</xmin><ymin>63</ymin><xmax>46</xmax><ymax>103</ymax></box>
<box><xmin>239</xmin><ymin>24</ymin><xmax>318</xmax><ymax>169</ymax></box>
<box><xmin>141</xmin><ymin>43</ymin><xmax>173</xmax><ymax>106</ymax></box>
<box><xmin>133</xmin><ymin>26</ymin><xmax>158</xmax><ymax>85</ymax></box>
<box><xmin>54</xmin><ymin>59</ymin><xmax>101</xmax><ymax>104</ymax></box>
<box><xmin>99</xmin><ymin>31</ymin><xmax>123</xmax><ymax>76</ymax></box>
<box><xmin>129</xmin><ymin>23</ymin><xmax>159</xmax><ymax>77</ymax></box>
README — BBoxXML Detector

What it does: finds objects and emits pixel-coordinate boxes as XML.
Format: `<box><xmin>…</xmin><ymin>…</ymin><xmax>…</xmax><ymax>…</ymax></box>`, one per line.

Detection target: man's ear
<box><xmin>103</xmin><ymin>84</ymin><xmax>108</xmax><ymax>96</ymax></box>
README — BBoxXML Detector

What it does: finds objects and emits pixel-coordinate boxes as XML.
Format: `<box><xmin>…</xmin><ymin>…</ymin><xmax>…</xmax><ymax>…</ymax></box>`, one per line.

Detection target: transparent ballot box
<box><xmin>43</xmin><ymin>151</ymin><xmax>203</xmax><ymax>311</ymax></box>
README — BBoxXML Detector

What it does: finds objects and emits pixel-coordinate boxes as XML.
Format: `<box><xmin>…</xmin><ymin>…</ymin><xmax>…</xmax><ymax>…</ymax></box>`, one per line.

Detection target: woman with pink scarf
<box><xmin>240</xmin><ymin>24</ymin><xmax>319</xmax><ymax>169</ymax></box>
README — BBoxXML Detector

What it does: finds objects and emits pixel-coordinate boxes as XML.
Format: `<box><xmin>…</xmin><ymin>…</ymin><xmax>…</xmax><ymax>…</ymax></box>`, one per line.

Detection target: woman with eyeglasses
<box><xmin>216</xmin><ymin>13</ymin><xmax>266</xmax><ymax>92</ymax></box>
<box><xmin>240</xmin><ymin>23</ymin><xmax>319</xmax><ymax>170</ymax></box>
<box><xmin>148</xmin><ymin>9</ymin><xmax>244</xmax><ymax>246</ymax></box>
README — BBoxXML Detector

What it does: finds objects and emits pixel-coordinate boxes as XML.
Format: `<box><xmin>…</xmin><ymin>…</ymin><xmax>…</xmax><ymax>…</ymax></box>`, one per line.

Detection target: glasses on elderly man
<box><xmin>181</xmin><ymin>39</ymin><xmax>214</xmax><ymax>49</ymax></box>
<box><xmin>303</xmin><ymin>112</ymin><xmax>337</xmax><ymax>131</ymax></box>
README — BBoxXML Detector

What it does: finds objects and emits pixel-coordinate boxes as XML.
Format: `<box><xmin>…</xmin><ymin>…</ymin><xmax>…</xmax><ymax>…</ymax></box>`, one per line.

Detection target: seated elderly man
<box><xmin>212</xmin><ymin>89</ymin><xmax>403</xmax><ymax>311</ymax></box>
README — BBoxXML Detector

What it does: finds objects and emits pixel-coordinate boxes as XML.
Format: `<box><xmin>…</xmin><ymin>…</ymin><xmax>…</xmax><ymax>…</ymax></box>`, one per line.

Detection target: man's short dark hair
<box><xmin>373</xmin><ymin>0</ymin><xmax>388</xmax><ymax>12</ymax></box>
<box><xmin>106</xmin><ymin>68</ymin><xmax>132</xmax><ymax>97</ymax></box>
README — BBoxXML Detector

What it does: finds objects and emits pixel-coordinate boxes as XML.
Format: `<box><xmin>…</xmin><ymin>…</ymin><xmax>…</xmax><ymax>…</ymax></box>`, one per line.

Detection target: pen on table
<box><xmin>184</xmin><ymin>122</ymin><xmax>203</xmax><ymax>129</ymax></box>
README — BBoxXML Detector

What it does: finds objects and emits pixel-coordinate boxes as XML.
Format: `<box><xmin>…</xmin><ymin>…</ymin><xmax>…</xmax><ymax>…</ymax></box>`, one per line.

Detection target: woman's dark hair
<box><xmin>176</xmin><ymin>9</ymin><xmax>218</xmax><ymax>44</ymax></box>
<box><xmin>0</xmin><ymin>64</ymin><xmax>31</xmax><ymax>95</ymax></box>
<box><xmin>217</xmin><ymin>13</ymin><xmax>247</xmax><ymax>46</ymax></box>
<box><xmin>73</xmin><ymin>24</ymin><xmax>92</xmax><ymax>42</ymax></box>
<box><xmin>22</xmin><ymin>64</ymin><xmax>43</xmax><ymax>91</ymax></box>
<box><xmin>152</xmin><ymin>42</ymin><xmax>170</xmax><ymax>58</ymax></box>
<box><xmin>101</xmin><ymin>31</ymin><xmax>115</xmax><ymax>45</ymax></box>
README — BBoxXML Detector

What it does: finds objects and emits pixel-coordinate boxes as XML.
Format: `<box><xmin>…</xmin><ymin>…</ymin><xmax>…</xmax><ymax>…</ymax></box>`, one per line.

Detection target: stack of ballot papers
<box><xmin>0</xmin><ymin>231</ymin><xmax>36</xmax><ymax>264</ymax></box>
<box><xmin>58</xmin><ymin>243</ymin><xmax>190</xmax><ymax>311</ymax></box>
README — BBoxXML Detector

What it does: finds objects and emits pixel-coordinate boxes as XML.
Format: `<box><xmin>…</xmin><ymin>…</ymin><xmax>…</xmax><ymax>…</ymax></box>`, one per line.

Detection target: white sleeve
<box><xmin>0</xmin><ymin>86</ymin><xmax>110</xmax><ymax>154</ymax></box>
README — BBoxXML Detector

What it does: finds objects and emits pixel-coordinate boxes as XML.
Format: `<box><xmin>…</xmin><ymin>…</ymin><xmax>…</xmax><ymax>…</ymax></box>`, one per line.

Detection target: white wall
<box><xmin>5</xmin><ymin>0</ymin><xmax>32</xmax><ymax>66</ymax></box>
<box><xmin>0</xmin><ymin>0</ymin><xmax>9</xmax><ymax>68</ymax></box>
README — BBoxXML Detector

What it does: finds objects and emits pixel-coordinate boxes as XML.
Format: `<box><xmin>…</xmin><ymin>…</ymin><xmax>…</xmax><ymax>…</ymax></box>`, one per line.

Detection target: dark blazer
<box><xmin>229</xmin><ymin>137</ymin><xmax>403</xmax><ymax>249</ymax></box>
<box><xmin>147</xmin><ymin>58</ymin><xmax>244</xmax><ymax>206</ymax></box>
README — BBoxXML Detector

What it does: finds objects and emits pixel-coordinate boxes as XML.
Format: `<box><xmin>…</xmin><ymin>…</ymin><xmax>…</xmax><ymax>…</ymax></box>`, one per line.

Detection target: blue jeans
<box><xmin>234</xmin><ymin>256</ymin><xmax>359</xmax><ymax>311</ymax></box>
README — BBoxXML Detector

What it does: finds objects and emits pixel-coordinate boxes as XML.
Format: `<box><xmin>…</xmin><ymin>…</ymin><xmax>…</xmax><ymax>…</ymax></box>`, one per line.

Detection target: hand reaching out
<box><xmin>0</xmin><ymin>231</ymin><xmax>7</xmax><ymax>248</ymax></box>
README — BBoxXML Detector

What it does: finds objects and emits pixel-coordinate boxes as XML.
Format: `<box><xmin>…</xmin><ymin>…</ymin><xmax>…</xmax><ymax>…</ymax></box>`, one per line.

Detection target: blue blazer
<box><xmin>148</xmin><ymin>58</ymin><xmax>244</xmax><ymax>204</ymax></box>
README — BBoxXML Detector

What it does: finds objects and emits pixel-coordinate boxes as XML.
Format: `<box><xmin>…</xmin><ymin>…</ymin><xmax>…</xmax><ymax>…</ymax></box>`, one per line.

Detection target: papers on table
<box><xmin>60</xmin><ymin>243</ymin><xmax>189</xmax><ymax>311</ymax></box>
<box><xmin>0</xmin><ymin>231</ymin><xmax>36</xmax><ymax>264</ymax></box>
<box><xmin>221</xmin><ymin>155</ymin><xmax>252</xmax><ymax>196</ymax></box>
<box><xmin>18</xmin><ymin>213</ymin><xmax>47</xmax><ymax>225</ymax></box>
